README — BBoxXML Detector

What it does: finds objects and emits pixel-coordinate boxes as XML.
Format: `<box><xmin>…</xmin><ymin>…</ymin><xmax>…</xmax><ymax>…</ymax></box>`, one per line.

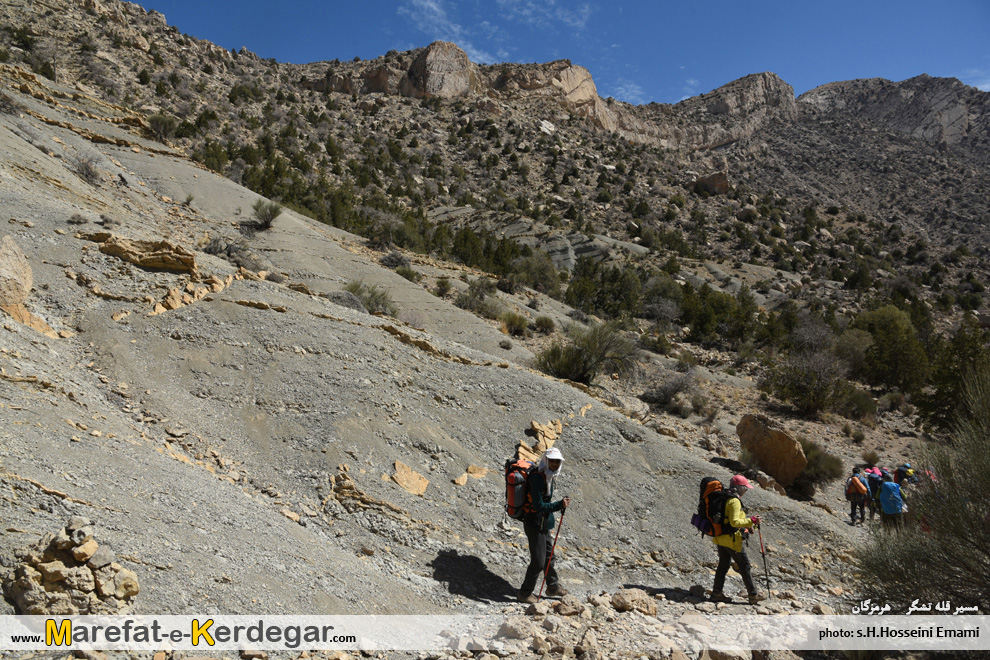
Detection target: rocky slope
<box><xmin>0</xmin><ymin>2</ymin><xmax>985</xmax><ymax>658</ymax></box>
<box><xmin>0</xmin><ymin>16</ymin><xmax>870</xmax><ymax>637</ymax></box>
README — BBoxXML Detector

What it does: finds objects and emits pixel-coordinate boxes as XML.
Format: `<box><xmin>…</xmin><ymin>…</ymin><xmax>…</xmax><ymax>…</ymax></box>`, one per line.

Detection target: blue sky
<box><xmin>138</xmin><ymin>0</ymin><xmax>990</xmax><ymax>104</ymax></box>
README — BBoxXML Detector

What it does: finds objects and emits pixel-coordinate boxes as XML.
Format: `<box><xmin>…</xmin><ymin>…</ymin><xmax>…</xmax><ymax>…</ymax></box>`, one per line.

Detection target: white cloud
<box><xmin>494</xmin><ymin>0</ymin><xmax>593</xmax><ymax>32</ymax></box>
<box><xmin>678</xmin><ymin>78</ymin><xmax>701</xmax><ymax>102</ymax></box>
<box><xmin>398</xmin><ymin>0</ymin><xmax>495</xmax><ymax>62</ymax></box>
<box><xmin>610</xmin><ymin>79</ymin><xmax>647</xmax><ymax>105</ymax></box>
<box><xmin>961</xmin><ymin>67</ymin><xmax>990</xmax><ymax>91</ymax></box>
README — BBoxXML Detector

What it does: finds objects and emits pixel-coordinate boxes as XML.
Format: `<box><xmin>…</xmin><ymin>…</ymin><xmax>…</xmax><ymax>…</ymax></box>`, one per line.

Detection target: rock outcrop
<box><xmin>736</xmin><ymin>414</ymin><xmax>808</xmax><ymax>487</ymax></box>
<box><xmin>400</xmin><ymin>41</ymin><xmax>477</xmax><ymax>99</ymax></box>
<box><xmin>3</xmin><ymin>518</ymin><xmax>139</xmax><ymax>615</ymax></box>
<box><xmin>0</xmin><ymin>235</ymin><xmax>31</xmax><ymax>305</ymax></box>
<box><xmin>799</xmin><ymin>74</ymin><xmax>990</xmax><ymax>159</ymax></box>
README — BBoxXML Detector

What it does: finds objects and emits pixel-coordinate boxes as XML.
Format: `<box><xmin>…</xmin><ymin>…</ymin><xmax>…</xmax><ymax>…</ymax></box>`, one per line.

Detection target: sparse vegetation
<box><xmin>344</xmin><ymin>280</ymin><xmax>397</xmax><ymax>316</ymax></box>
<box><xmin>534</xmin><ymin>322</ymin><xmax>640</xmax><ymax>385</ymax></box>
<box><xmin>252</xmin><ymin>199</ymin><xmax>283</xmax><ymax>230</ymax></box>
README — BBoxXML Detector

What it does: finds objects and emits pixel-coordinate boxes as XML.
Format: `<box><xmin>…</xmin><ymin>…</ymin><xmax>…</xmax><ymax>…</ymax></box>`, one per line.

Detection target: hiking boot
<box><xmin>546</xmin><ymin>584</ymin><xmax>569</xmax><ymax>597</ymax></box>
<box><xmin>517</xmin><ymin>592</ymin><xmax>538</xmax><ymax>604</ymax></box>
<box><xmin>748</xmin><ymin>593</ymin><xmax>767</xmax><ymax>605</ymax></box>
<box><xmin>710</xmin><ymin>592</ymin><xmax>732</xmax><ymax>603</ymax></box>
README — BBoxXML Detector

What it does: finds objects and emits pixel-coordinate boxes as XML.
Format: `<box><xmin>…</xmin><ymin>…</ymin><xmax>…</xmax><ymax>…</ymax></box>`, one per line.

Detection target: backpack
<box><xmin>867</xmin><ymin>473</ymin><xmax>883</xmax><ymax>500</ymax></box>
<box><xmin>690</xmin><ymin>477</ymin><xmax>737</xmax><ymax>536</ymax></box>
<box><xmin>845</xmin><ymin>475</ymin><xmax>867</xmax><ymax>501</ymax></box>
<box><xmin>505</xmin><ymin>458</ymin><xmax>536</xmax><ymax>520</ymax></box>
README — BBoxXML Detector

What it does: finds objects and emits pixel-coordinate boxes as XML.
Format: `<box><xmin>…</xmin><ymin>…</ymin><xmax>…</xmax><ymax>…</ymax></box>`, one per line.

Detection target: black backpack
<box><xmin>690</xmin><ymin>477</ymin><xmax>738</xmax><ymax>536</ymax></box>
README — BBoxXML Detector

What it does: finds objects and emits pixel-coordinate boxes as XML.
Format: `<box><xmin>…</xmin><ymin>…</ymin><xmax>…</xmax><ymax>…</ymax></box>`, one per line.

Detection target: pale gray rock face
<box><xmin>400</xmin><ymin>41</ymin><xmax>476</xmax><ymax>99</ymax></box>
<box><xmin>799</xmin><ymin>75</ymin><xmax>990</xmax><ymax>159</ymax></box>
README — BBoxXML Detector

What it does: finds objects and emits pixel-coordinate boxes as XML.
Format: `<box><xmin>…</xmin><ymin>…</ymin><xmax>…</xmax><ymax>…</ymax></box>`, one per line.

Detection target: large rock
<box><xmin>610</xmin><ymin>588</ymin><xmax>656</xmax><ymax>615</ymax></box>
<box><xmin>736</xmin><ymin>415</ymin><xmax>807</xmax><ymax>487</ymax></box>
<box><xmin>400</xmin><ymin>42</ymin><xmax>476</xmax><ymax>99</ymax></box>
<box><xmin>3</xmin><ymin>518</ymin><xmax>138</xmax><ymax>614</ymax></box>
<box><xmin>0</xmin><ymin>235</ymin><xmax>32</xmax><ymax>305</ymax></box>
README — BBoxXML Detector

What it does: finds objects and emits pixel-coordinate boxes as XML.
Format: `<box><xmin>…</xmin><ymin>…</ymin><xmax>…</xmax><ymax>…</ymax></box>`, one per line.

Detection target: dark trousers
<box><xmin>520</xmin><ymin>522</ymin><xmax>558</xmax><ymax>596</ymax></box>
<box><xmin>713</xmin><ymin>544</ymin><xmax>757</xmax><ymax>596</ymax></box>
<box><xmin>850</xmin><ymin>496</ymin><xmax>866</xmax><ymax>523</ymax></box>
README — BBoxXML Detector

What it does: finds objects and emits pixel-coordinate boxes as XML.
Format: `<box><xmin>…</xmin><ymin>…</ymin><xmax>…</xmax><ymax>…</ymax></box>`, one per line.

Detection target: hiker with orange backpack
<box><xmin>845</xmin><ymin>467</ymin><xmax>869</xmax><ymax>525</ymax></box>
<box><xmin>710</xmin><ymin>475</ymin><xmax>765</xmax><ymax>605</ymax></box>
<box><xmin>517</xmin><ymin>447</ymin><xmax>571</xmax><ymax>604</ymax></box>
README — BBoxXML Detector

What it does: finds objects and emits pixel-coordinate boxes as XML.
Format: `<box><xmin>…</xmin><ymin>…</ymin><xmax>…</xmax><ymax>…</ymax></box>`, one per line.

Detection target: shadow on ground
<box><xmin>429</xmin><ymin>549</ymin><xmax>516</xmax><ymax>604</ymax></box>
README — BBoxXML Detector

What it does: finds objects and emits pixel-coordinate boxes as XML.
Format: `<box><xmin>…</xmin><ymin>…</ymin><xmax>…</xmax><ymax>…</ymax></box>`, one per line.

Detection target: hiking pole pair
<box><xmin>536</xmin><ymin>507</ymin><xmax>566</xmax><ymax>602</ymax></box>
<box><xmin>756</xmin><ymin>522</ymin><xmax>771</xmax><ymax>599</ymax></box>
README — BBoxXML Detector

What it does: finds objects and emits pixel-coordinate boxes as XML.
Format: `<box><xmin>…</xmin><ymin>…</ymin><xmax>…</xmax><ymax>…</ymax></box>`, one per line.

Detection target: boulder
<box><xmin>3</xmin><ymin>518</ymin><xmax>138</xmax><ymax>614</ymax></box>
<box><xmin>0</xmin><ymin>235</ymin><xmax>32</xmax><ymax>305</ymax></box>
<box><xmin>392</xmin><ymin>460</ymin><xmax>429</xmax><ymax>496</ymax></box>
<box><xmin>695</xmin><ymin>170</ymin><xmax>730</xmax><ymax>195</ymax></box>
<box><xmin>610</xmin><ymin>588</ymin><xmax>656</xmax><ymax>615</ymax></box>
<box><xmin>400</xmin><ymin>42</ymin><xmax>476</xmax><ymax>99</ymax></box>
<box><xmin>736</xmin><ymin>415</ymin><xmax>807</xmax><ymax>487</ymax></box>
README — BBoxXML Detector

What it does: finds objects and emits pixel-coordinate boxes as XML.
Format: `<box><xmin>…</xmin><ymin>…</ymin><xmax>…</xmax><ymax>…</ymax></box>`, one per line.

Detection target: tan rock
<box><xmin>0</xmin><ymin>235</ymin><xmax>32</xmax><ymax>305</ymax></box>
<box><xmin>496</xmin><ymin>616</ymin><xmax>534</xmax><ymax>639</ymax></box>
<box><xmin>736</xmin><ymin>414</ymin><xmax>808</xmax><ymax>487</ymax></box>
<box><xmin>37</xmin><ymin>560</ymin><xmax>70</xmax><ymax>582</ymax></box>
<box><xmin>0</xmin><ymin>303</ymin><xmax>58</xmax><ymax>338</ymax></box>
<box><xmin>611</xmin><ymin>588</ymin><xmax>657</xmax><ymax>615</ymax></box>
<box><xmin>81</xmin><ymin>233</ymin><xmax>197</xmax><ymax>274</ymax></box>
<box><xmin>392</xmin><ymin>460</ymin><xmax>429</xmax><ymax>496</ymax></box>
<box><xmin>113</xmin><ymin>569</ymin><xmax>140</xmax><ymax>599</ymax></box>
<box><xmin>281</xmin><ymin>509</ymin><xmax>301</xmax><ymax>523</ymax></box>
<box><xmin>695</xmin><ymin>170</ymin><xmax>730</xmax><ymax>195</ymax></box>
<box><xmin>64</xmin><ymin>567</ymin><xmax>96</xmax><ymax>592</ymax></box>
<box><xmin>466</xmin><ymin>464</ymin><xmax>488</xmax><ymax>478</ymax></box>
<box><xmin>452</xmin><ymin>473</ymin><xmax>468</xmax><ymax>486</ymax></box>
<box><xmin>72</xmin><ymin>539</ymin><xmax>99</xmax><ymax>562</ymax></box>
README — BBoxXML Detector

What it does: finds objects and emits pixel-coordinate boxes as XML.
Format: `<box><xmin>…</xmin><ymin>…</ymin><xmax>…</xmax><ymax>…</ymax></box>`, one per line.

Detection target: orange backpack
<box><xmin>504</xmin><ymin>458</ymin><xmax>536</xmax><ymax>520</ymax></box>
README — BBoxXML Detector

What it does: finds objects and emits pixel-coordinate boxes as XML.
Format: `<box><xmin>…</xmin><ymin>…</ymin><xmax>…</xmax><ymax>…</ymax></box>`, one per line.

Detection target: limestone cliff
<box><xmin>799</xmin><ymin>75</ymin><xmax>990</xmax><ymax>160</ymax></box>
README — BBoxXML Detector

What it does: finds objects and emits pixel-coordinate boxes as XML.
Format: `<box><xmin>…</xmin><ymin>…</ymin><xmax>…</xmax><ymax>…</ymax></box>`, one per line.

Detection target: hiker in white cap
<box><xmin>517</xmin><ymin>447</ymin><xmax>570</xmax><ymax>603</ymax></box>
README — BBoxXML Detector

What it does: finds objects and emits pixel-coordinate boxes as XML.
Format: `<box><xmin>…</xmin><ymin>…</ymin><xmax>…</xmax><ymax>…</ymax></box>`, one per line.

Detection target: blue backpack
<box><xmin>879</xmin><ymin>482</ymin><xmax>903</xmax><ymax>514</ymax></box>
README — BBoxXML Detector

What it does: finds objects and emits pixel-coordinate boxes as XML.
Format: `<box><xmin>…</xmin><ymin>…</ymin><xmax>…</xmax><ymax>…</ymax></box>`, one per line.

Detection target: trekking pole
<box><xmin>537</xmin><ymin>507</ymin><xmax>566</xmax><ymax>602</ymax></box>
<box><xmin>756</xmin><ymin>523</ymin><xmax>771</xmax><ymax>599</ymax></box>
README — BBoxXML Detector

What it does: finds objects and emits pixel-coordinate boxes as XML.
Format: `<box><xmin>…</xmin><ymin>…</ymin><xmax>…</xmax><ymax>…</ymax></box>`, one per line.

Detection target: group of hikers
<box><xmin>510</xmin><ymin>448</ymin><xmax>768</xmax><ymax>606</ymax></box>
<box><xmin>844</xmin><ymin>462</ymin><xmax>929</xmax><ymax>530</ymax></box>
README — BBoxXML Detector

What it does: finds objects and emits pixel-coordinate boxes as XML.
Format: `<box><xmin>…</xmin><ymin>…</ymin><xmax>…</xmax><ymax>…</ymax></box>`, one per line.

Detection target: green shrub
<box><xmin>534</xmin><ymin>315</ymin><xmax>555</xmax><ymax>334</ymax></box>
<box><xmin>851</xmin><ymin>429</ymin><xmax>866</xmax><ymax>444</ymax></box>
<box><xmin>252</xmin><ymin>199</ymin><xmax>283</xmax><ymax>230</ymax></box>
<box><xmin>842</xmin><ymin>388</ymin><xmax>877</xmax><ymax>421</ymax></box>
<box><xmin>790</xmin><ymin>436</ymin><xmax>843</xmax><ymax>497</ymax></box>
<box><xmin>344</xmin><ymin>280</ymin><xmax>397</xmax><ymax>316</ymax></box>
<box><xmin>640</xmin><ymin>371</ymin><xmax>696</xmax><ymax>407</ymax></box>
<box><xmin>500</xmin><ymin>311</ymin><xmax>529</xmax><ymax>337</ymax></box>
<box><xmin>861</xmin><ymin>449</ymin><xmax>880</xmax><ymax>466</ymax></box>
<box><xmin>852</xmin><ymin>305</ymin><xmax>929</xmax><ymax>394</ymax></box>
<box><xmin>763</xmin><ymin>350</ymin><xmax>851</xmax><ymax>416</ymax></box>
<box><xmin>534</xmin><ymin>322</ymin><xmax>639</xmax><ymax>385</ymax></box>
<box><xmin>73</xmin><ymin>154</ymin><xmax>102</xmax><ymax>185</ymax></box>
<box><xmin>434</xmin><ymin>277</ymin><xmax>452</xmax><ymax>297</ymax></box>
<box><xmin>395</xmin><ymin>266</ymin><xmax>421</xmax><ymax>283</ymax></box>
<box><xmin>148</xmin><ymin>113</ymin><xmax>178</xmax><ymax>142</ymax></box>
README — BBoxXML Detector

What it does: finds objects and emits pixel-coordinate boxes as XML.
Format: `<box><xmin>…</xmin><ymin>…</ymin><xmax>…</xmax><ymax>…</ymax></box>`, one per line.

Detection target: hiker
<box><xmin>710</xmin><ymin>475</ymin><xmax>765</xmax><ymax>605</ymax></box>
<box><xmin>865</xmin><ymin>468</ymin><xmax>884</xmax><ymax>521</ymax></box>
<box><xmin>517</xmin><ymin>447</ymin><xmax>571</xmax><ymax>604</ymax></box>
<box><xmin>845</xmin><ymin>467</ymin><xmax>869</xmax><ymax>525</ymax></box>
<box><xmin>895</xmin><ymin>463</ymin><xmax>911</xmax><ymax>484</ymax></box>
<box><xmin>878</xmin><ymin>472</ymin><xmax>904</xmax><ymax>530</ymax></box>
